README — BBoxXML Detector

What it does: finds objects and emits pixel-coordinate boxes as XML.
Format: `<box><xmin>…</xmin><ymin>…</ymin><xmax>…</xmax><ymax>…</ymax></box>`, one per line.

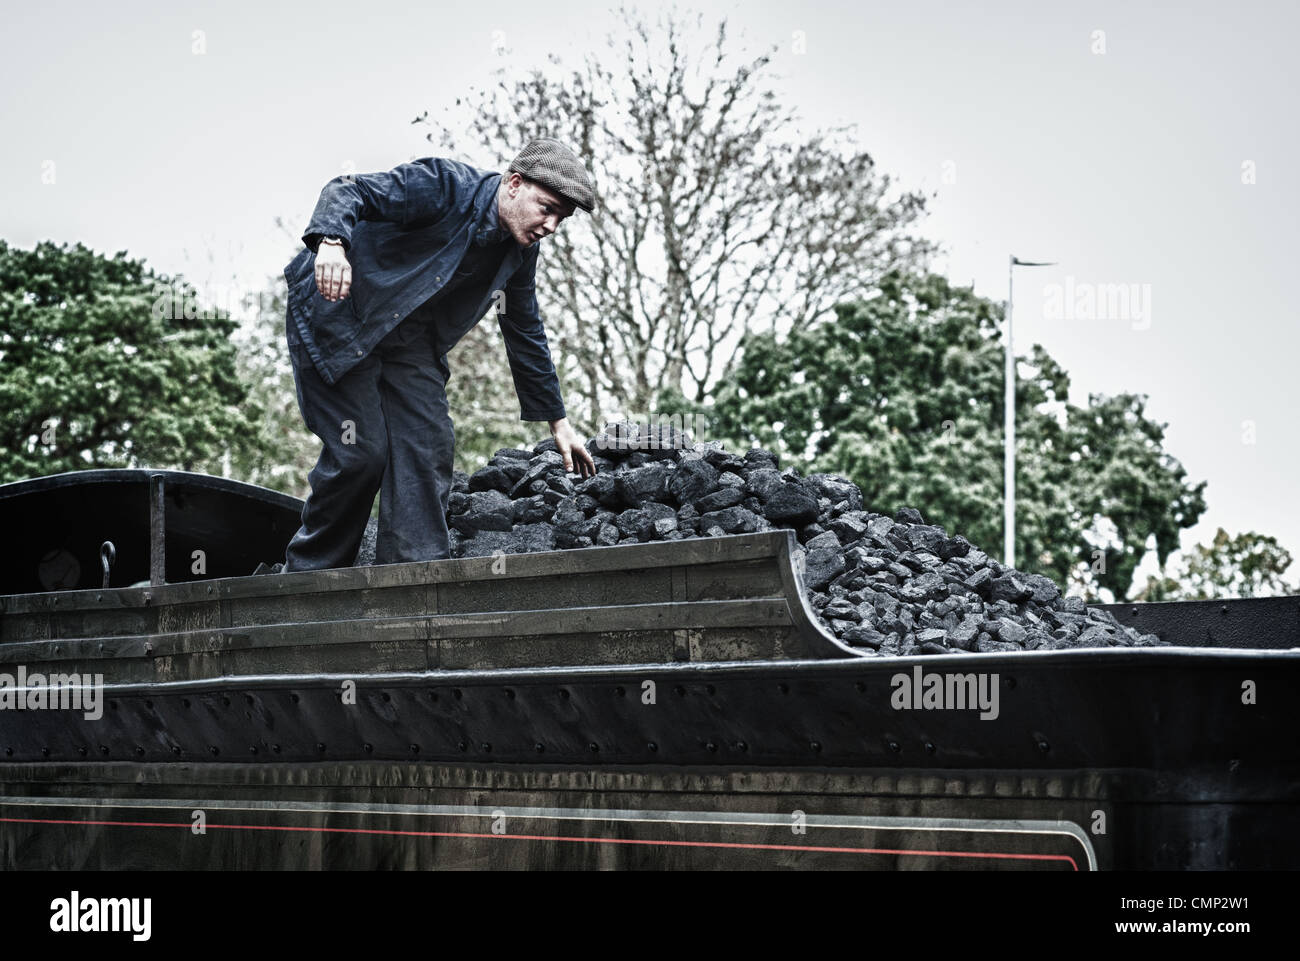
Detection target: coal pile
<box><xmin>356</xmin><ymin>422</ymin><xmax>1164</xmax><ymax>656</ymax></box>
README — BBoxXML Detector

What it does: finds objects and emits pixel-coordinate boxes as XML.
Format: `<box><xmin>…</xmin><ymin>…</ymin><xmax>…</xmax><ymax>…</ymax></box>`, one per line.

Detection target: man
<box><xmin>280</xmin><ymin>138</ymin><xmax>597</xmax><ymax>572</ymax></box>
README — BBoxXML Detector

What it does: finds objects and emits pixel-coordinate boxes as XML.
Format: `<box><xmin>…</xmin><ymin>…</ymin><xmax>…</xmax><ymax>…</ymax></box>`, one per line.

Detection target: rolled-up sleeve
<box><xmin>497</xmin><ymin>245</ymin><xmax>567</xmax><ymax>422</ymax></box>
<box><xmin>301</xmin><ymin>157</ymin><xmax>453</xmax><ymax>253</ymax></box>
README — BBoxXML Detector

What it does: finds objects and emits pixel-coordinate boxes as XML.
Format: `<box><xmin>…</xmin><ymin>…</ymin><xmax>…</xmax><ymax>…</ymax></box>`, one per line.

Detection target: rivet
<box><xmin>778</xmin><ymin>683</ymin><xmax>789</xmax><ymax>694</ymax></box>
<box><xmin>78</xmin><ymin>747</ymin><xmax>88</xmax><ymax>756</ymax></box>
<box><xmin>99</xmin><ymin>745</ymin><xmax>108</xmax><ymax>755</ymax></box>
<box><xmin>272</xmin><ymin>745</ymin><xmax>281</xmax><ymax>754</ymax></box>
<box><xmin>221</xmin><ymin>696</ymin><xmax>230</xmax><ymax>707</ymax></box>
<box><xmin>207</xmin><ymin>586</ymin><xmax>213</xmax><ymax>594</ymax></box>
<box><xmin>1006</xmin><ymin>677</ymin><xmax>1017</xmax><ymax>690</ymax></box>
<box><xmin>97</xmin><ymin>594</ymin><xmax>103</xmax><ymax>602</ymax></box>
<box><xmin>316</xmin><ymin>742</ymin><xmax>326</xmax><ymax>753</ymax></box>
<box><xmin>736</xmin><ymin>741</ymin><xmax>748</xmax><ymax>752</ymax></box>
<box><xmin>706</xmin><ymin>742</ymin><xmax>717</xmax><ymax>753</ymax></box>
<box><xmin>250</xmin><ymin>746</ymin><xmax>259</xmax><ymax>755</ymax></box>
<box><xmin>182</xmin><ymin>698</ymin><xmax>191</xmax><ymax>709</ymax></box>
<box><xmin>3</xmin><ymin>748</ymin><xmax>11</xmax><ymax>757</ymax></box>
<box><xmin>559</xmin><ymin>689</ymin><xmax>570</xmax><ymax>699</ymax></box>
<box><xmin>534</xmin><ymin>743</ymin><xmax>545</xmax><ymax>753</ymax></box>
<box><xmin>291</xmin><ymin>693</ymin><xmax>300</xmax><ymax>703</ymax></box>
<box><xmin>381</xmin><ymin>692</ymin><xmax>391</xmax><ymax>702</ymax></box>
<box><xmin>209</xmin><ymin>746</ymin><xmax>219</xmax><ymax>756</ymax></box>
<box><xmin>363</xmin><ymin>743</ymin><xmax>373</xmax><ymax>753</ymax></box>
<box><xmin>245</xmin><ymin>694</ymin><xmax>255</xmax><ymax>705</ymax></box>
<box><xmin>1037</xmin><ymin>739</ymin><xmax>1050</xmax><ymax>753</ymax></box>
<box><xmin>41</xmin><ymin>747</ymin><xmax>50</xmax><ymax>757</ymax></box>
<box><xmin>429</xmin><ymin>691</ymin><xmax>438</xmax><ymax>701</ymax></box>
<box><xmin>453</xmin><ymin>688</ymin><xmax>463</xmax><ymax>700</ymax></box>
<box><xmin>614</xmin><ymin>686</ymin><xmax>625</xmax><ymax>696</ymax></box>
<box><xmin>705</xmin><ymin>684</ymin><xmax>716</xmax><ymax>696</ymax></box>
<box><xmin>888</xmin><ymin>740</ymin><xmax>901</xmax><ymax>753</ymax></box>
<box><xmin>854</xmin><ymin>681</ymin><xmax>866</xmax><ymax>693</ymax></box>
<box><xmin>481</xmin><ymin>742</ymin><xmax>492</xmax><ymax>753</ymax></box>
<box><xmin>1131</xmin><ymin>607</ymin><xmax>1138</xmax><ymax>616</ymax></box>
<box><xmin>458</xmin><ymin>740</ymin><xmax>468</xmax><ymax>751</ymax></box>
<box><xmin>810</xmin><ymin>741</ymin><xmax>822</xmax><ymax>753</ymax></box>
<box><xmin>674</xmin><ymin>685</ymin><xmax>686</xmax><ymax>696</ymax></box>
<box><xmin>924</xmin><ymin>741</ymin><xmax>936</xmax><ymax>754</ymax></box>
<box><xmin>1220</xmin><ymin>605</ymin><xmax>1229</xmax><ymax>615</ymax></box>
<box><xmin>505</xmin><ymin>689</ymin><xmax>515</xmax><ymax>700</ymax></box>
<box><xmin>409</xmin><ymin>744</ymin><xmax>420</xmax><ymax>754</ymax></box>
<box><xmin>172</xmin><ymin>746</ymin><xmax>181</xmax><ymax>755</ymax></box>
<box><xmin>646</xmin><ymin>741</ymin><xmax>658</xmax><ymax>752</ymax></box>
<box><xmin>145</xmin><ymin>700</ymin><xmax>153</xmax><ymax>710</ymax></box>
<box><xmin>589</xmin><ymin>742</ymin><xmax>599</xmax><ymax>753</ymax></box>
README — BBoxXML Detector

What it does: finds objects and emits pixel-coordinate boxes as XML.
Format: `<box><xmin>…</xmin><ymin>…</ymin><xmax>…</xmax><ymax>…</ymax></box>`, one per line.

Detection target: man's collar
<box><xmin>473</xmin><ymin>176</ymin><xmax>508</xmax><ymax>246</ymax></box>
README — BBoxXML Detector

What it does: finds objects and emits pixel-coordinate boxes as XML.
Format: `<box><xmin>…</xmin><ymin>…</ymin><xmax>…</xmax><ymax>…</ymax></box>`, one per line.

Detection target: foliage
<box><xmin>0</xmin><ymin>240</ymin><xmax>266</xmax><ymax>482</ymax></box>
<box><xmin>706</xmin><ymin>270</ymin><xmax>1208</xmax><ymax>601</ymax></box>
<box><xmin>1136</xmin><ymin>528</ymin><xmax>1295</xmax><ymax>600</ymax></box>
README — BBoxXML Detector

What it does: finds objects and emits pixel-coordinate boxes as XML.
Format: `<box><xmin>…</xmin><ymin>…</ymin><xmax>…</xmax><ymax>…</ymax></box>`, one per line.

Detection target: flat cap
<box><xmin>507</xmin><ymin>138</ymin><xmax>596</xmax><ymax>213</ymax></box>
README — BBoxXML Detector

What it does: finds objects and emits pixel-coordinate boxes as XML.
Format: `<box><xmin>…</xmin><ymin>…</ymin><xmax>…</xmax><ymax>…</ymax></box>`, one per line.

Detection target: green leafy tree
<box><xmin>1136</xmin><ymin>528</ymin><xmax>1296</xmax><ymax>600</ymax></box>
<box><xmin>0</xmin><ymin>239</ymin><xmax>267</xmax><ymax>482</ymax></box>
<box><xmin>703</xmin><ymin>270</ymin><xmax>1207</xmax><ymax>601</ymax></box>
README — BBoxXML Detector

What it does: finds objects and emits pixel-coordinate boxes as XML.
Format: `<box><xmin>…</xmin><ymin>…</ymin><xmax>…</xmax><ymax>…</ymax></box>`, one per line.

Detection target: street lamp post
<box><xmin>1005</xmin><ymin>255</ymin><xmax>1056</xmax><ymax>570</ymax></box>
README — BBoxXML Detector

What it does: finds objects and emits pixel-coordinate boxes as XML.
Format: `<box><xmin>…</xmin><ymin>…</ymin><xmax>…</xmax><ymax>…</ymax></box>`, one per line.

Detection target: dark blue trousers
<box><xmin>282</xmin><ymin>308</ymin><xmax>455</xmax><ymax>571</ymax></box>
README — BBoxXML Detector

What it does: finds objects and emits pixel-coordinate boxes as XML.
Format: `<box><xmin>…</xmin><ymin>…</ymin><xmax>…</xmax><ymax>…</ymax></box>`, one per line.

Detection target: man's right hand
<box><xmin>315</xmin><ymin>241</ymin><xmax>352</xmax><ymax>301</ymax></box>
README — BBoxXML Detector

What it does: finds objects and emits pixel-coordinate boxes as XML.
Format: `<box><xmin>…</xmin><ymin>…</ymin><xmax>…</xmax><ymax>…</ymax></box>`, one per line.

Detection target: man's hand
<box><xmin>315</xmin><ymin>241</ymin><xmax>352</xmax><ymax>301</ymax></box>
<box><xmin>550</xmin><ymin>418</ymin><xmax>596</xmax><ymax>478</ymax></box>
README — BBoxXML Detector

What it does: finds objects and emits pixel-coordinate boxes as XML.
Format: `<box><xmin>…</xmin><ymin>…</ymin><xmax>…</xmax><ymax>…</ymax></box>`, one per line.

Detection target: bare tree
<box><xmin>418</xmin><ymin>2</ymin><xmax>935</xmax><ymax>426</ymax></box>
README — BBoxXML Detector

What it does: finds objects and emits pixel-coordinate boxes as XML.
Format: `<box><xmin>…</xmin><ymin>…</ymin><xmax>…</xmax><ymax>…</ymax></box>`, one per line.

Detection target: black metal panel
<box><xmin>1099</xmin><ymin>595</ymin><xmax>1300</xmax><ymax>650</ymax></box>
<box><xmin>0</xmin><ymin>761</ymin><xmax>1111</xmax><ymax>870</ymax></box>
<box><xmin>2</xmin><ymin>643</ymin><xmax>1295</xmax><ymax>869</ymax></box>
<box><xmin>2</xmin><ymin>470</ymin><xmax>1297</xmax><ymax>870</ymax></box>
<box><xmin>0</xmin><ymin>531</ymin><xmax>862</xmax><ymax>667</ymax></box>
<box><xmin>1</xmin><ymin>650</ymin><xmax>1293</xmax><ymax>777</ymax></box>
<box><xmin>0</xmin><ymin>469</ymin><xmax>303</xmax><ymax>593</ymax></box>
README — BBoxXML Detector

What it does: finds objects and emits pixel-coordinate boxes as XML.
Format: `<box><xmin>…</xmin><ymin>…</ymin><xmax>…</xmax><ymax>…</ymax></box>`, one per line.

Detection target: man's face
<box><xmin>499</xmin><ymin>174</ymin><xmax>575</xmax><ymax>246</ymax></box>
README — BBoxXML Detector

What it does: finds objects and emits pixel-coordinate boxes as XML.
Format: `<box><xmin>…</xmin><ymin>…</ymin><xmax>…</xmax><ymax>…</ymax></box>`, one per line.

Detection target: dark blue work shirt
<box><xmin>412</xmin><ymin>188</ymin><xmax>511</xmax><ymax>310</ymax></box>
<box><xmin>283</xmin><ymin>156</ymin><xmax>567</xmax><ymax>422</ymax></box>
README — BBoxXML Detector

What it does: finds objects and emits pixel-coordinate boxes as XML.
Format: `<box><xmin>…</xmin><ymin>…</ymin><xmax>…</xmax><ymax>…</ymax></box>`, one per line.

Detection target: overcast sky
<box><xmin>3</xmin><ymin>0</ymin><xmax>1295</xmax><ymax>589</ymax></box>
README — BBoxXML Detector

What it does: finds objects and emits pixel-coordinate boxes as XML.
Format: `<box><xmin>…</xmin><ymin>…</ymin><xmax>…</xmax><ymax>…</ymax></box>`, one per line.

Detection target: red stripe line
<box><xmin>0</xmin><ymin>816</ymin><xmax>1080</xmax><ymax>869</ymax></box>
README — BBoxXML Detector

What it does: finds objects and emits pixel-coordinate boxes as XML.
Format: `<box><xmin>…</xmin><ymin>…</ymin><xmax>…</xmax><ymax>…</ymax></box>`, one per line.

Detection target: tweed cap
<box><xmin>507</xmin><ymin>138</ymin><xmax>596</xmax><ymax>214</ymax></box>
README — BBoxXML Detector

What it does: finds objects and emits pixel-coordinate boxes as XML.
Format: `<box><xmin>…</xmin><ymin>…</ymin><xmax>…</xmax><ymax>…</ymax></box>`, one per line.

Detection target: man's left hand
<box><xmin>550</xmin><ymin>418</ymin><xmax>597</xmax><ymax>478</ymax></box>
